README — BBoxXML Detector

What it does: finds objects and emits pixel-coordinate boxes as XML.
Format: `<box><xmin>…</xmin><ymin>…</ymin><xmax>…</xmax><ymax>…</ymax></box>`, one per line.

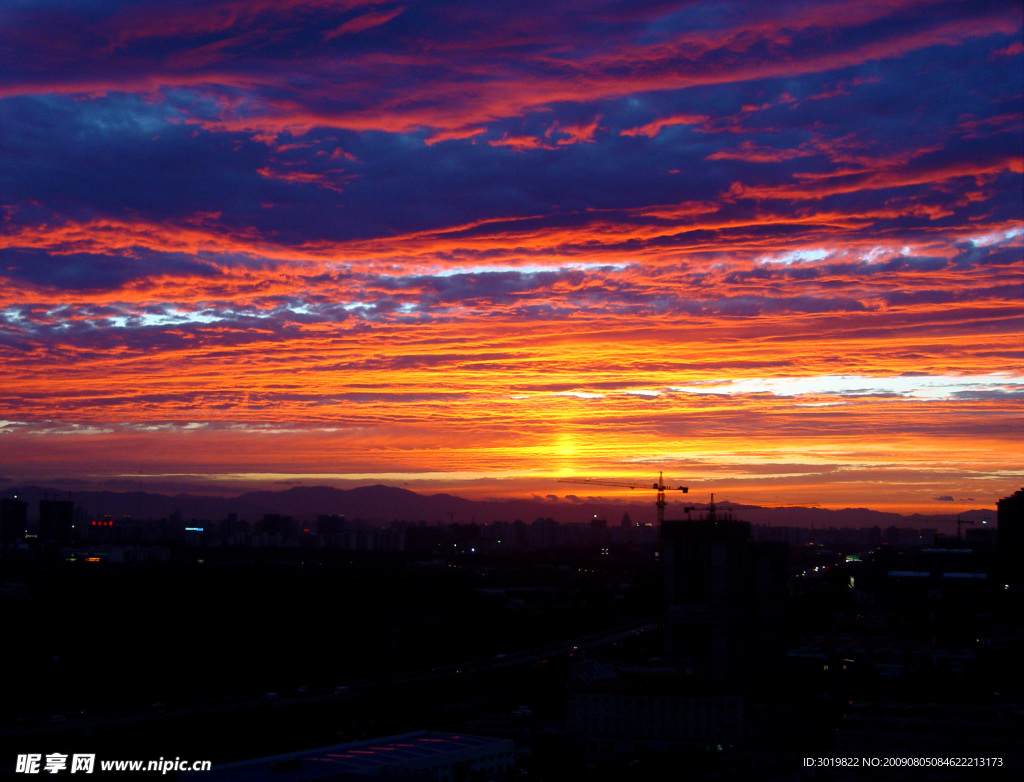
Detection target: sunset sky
<box><xmin>1</xmin><ymin>0</ymin><xmax>1021</xmax><ymax>513</ymax></box>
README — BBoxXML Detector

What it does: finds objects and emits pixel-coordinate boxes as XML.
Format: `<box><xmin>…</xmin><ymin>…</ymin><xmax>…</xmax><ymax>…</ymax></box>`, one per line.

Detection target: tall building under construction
<box><xmin>661</xmin><ymin>509</ymin><xmax>788</xmax><ymax>687</ymax></box>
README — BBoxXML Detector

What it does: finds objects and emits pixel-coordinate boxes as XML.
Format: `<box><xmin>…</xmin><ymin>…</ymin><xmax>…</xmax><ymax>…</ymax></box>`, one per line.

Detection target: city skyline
<box><xmin>1</xmin><ymin>0</ymin><xmax>1022</xmax><ymax>513</ymax></box>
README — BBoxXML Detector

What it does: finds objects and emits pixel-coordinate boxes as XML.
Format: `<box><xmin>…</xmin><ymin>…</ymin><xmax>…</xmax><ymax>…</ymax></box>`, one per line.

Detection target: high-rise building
<box><xmin>1</xmin><ymin>497</ymin><xmax>29</xmax><ymax>543</ymax></box>
<box><xmin>39</xmin><ymin>499</ymin><xmax>74</xmax><ymax>542</ymax></box>
<box><xmin>589</xmin><ymin>516</ymin><xmax>608</xmax><ymax>545</ymax></box>
<box><xmin>661</xmin><ymin>512</ymin><xmax>787</xmax><ymax>687</ymax></box>
<box><xmin>997</xmin><ymin>487</ymin><xmax>1024</xmax><ymax>583</ymax></box>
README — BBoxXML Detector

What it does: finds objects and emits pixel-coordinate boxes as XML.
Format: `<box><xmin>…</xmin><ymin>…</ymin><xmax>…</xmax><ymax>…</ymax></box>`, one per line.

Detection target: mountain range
<box><xmin>1</xmin><ymin>484</ymin><xmax>997</xmax><ymax>530</ymax></box>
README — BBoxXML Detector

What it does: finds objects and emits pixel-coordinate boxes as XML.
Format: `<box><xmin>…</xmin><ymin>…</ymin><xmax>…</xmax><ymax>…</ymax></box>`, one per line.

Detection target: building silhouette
<box><xmin>997</xmin><ymin>487</ymin><xmax>1024</xmax><ymax>583</ymax></box>
<box><xmin>566</xmin><ymin>659</ymin><xmax>743</xmax><ymax>756</ymax></box>
<box><xmin>565</xmin><ymin>506</ymin><xmax>785</xmax><ymax>757</ymax></box>
<box><xmin>661</xmin><ymin>509</ymin><xmax>788</xmax><ymax>687</ymax></box>
<box><xmin>39</xmin><ymin>498</ymin><xmax>75</xmax><ymax>542</ymax></box>
<box><xmin>1</xmin><ymin>496</ymin><xmax>28</xmax><ymax>543</ymax></box>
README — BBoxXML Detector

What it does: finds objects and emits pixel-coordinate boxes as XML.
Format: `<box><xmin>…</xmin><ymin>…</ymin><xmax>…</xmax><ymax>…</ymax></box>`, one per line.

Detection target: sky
<box><xmin>1</xmin><ymin>0</ymin><xmax>1022</xmax><ymax>513</ymax></box>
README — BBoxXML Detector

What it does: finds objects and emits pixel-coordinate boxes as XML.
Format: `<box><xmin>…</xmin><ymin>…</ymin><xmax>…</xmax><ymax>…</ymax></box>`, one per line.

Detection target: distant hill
<box><xmin>0</xmin><ymin>484</ymin><xmax>997</xmax><ymax>529</ymax></box>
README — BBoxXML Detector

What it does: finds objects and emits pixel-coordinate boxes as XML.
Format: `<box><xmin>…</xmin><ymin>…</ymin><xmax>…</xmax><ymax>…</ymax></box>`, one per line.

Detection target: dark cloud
<box><xmin>0</xmin><ymin>247</ymin><xmax>222</xmax><ymax>291</ymax></box>
<box><xmin>2</xmin><ymin>2</ymin><xmax>1019</xmax><ymax>254</ymax></box>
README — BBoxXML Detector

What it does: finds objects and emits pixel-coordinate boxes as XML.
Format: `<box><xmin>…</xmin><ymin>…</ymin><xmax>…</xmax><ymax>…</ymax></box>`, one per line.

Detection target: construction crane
<box><xmin>681</xmin><ymin>493</ymin><xmax>818</xmax><ymax>522</ymax></box>
<box><xmin>938</xmin><ymin>515</ymin><xmax>975</xmax><ymax>540</ymax></box>
<box><xmin>558</xmin><ymin>471</ymin><xmax>687</xmax><ymax>525</ymax></box>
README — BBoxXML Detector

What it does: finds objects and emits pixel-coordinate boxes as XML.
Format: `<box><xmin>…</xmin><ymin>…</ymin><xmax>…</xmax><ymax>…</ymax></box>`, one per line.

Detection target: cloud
<box><xmin>1</xmin><ymin>0</ymin><xmax>1021</xmax><ymax>512</ymax></box>
<box><xmin>323</xmin><ymin>7</ymin><xmax>406</xmax><ymax>39</ymax></box>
